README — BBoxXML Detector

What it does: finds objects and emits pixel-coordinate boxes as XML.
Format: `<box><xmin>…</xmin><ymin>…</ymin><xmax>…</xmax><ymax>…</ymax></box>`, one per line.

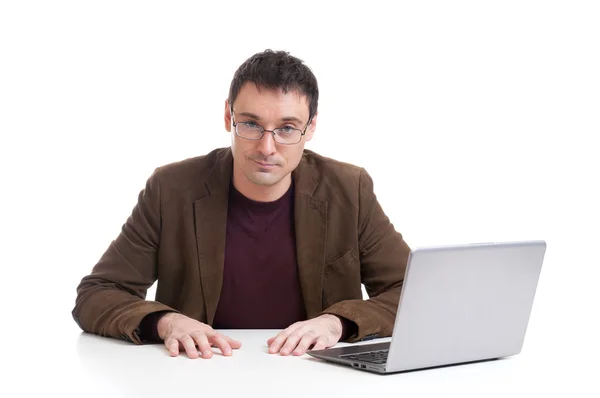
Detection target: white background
<box><xmin>1</xmin><ymin>0</ymin><xmax>599</xmax><ymax>396</ymax></box>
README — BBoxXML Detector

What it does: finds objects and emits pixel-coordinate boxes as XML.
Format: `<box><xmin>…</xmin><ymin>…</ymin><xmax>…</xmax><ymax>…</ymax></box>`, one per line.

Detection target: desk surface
<box><xmin>12</xmin><ymin>326</ymin><xmax>597</xmax><ymax>398</ymax></box>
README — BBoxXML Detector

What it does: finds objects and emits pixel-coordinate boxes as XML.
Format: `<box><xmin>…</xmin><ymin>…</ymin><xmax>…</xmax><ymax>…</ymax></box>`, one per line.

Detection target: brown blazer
<box><xmin>72</xmin><ymin>147</ymin><xmax>411</xmax><ymax>344</ymax></box>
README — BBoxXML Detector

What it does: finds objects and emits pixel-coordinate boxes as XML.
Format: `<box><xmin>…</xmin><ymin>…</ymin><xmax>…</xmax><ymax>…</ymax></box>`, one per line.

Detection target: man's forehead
<box><xmin>234</xmin><ymin>83</ymin><xmax>310</xmax><ymax>119</ymax></box>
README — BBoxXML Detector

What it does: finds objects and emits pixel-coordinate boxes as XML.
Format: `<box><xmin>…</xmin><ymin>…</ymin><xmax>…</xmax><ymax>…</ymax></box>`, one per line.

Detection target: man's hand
<box><xmin>267</xmin><ymin>314</ymin><xmax>343</xmax><ymax>356</ymax></box>
<box><xmin>157</xmin><ymin>313</ymin><xmax>242</xmax><ymax>359</ymax></box>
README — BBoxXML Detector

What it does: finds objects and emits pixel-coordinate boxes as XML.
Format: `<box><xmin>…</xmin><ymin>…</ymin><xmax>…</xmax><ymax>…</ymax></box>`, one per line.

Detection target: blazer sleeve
<box><xmin>321</xmin><ymin>168</ymin><xmax>411</xmax><ymax>343</ymax></box>
<box><xmin>71</xmin><ymin>168</ymin><xmax>178</xmax><ymax>344</ymax></box>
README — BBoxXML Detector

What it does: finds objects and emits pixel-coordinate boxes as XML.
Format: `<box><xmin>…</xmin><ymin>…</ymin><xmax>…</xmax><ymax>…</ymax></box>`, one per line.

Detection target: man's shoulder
<box><xmin>300</xmin><ymin>150</ymin><xmax>378</xmax><ymax>212</ymax></box>
<box><xmin>302</xmin><ymin>149</ymin><xmax>364</xmax><ymax>181</ymax></box>
<box><xmin>304</xmin><ymin>150</ymin><xmax>366</xmax><ymax>190</ymax></box>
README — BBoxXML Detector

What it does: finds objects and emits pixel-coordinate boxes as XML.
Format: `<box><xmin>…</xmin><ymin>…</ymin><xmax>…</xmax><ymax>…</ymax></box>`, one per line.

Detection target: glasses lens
<box><xmin>237</xmin><ymin>123</ymin><xmax>263</xmax><ymax>139</ymax></box>
<box><xmin>274</xmin><ymin>128</ymin><xmax>302</xmax><ymax>144</ymax></box>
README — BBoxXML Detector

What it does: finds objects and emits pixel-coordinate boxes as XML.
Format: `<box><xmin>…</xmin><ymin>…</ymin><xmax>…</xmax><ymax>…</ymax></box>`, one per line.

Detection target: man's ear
<box><xmin>304</xmin><ymin>112</ymin><xmax>318</xmax><ymax>141</ymax></box>
<box><xmin>224</xmin><ymin>99</ymin><xmax>232</xmax><ymax>132</ymax></box>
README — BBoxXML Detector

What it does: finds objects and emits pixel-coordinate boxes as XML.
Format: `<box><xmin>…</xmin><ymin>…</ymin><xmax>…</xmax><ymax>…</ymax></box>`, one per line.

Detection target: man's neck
<box><xmin>232</xmin><ymin>170</ymin><xmax>292</xmax><ymax>203</ymax></box>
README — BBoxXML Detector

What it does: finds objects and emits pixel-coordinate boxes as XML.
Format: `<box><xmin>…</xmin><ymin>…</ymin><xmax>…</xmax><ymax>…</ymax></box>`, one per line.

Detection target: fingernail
<box><xmin>203</xmin><ymin>350</ymin><xmax>212</xmax><ymax>357</ymax></box>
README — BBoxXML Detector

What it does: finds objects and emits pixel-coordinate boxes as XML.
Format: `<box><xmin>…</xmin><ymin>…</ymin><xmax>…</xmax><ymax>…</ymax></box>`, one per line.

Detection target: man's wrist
<box><xmin>321</xmin><ymin>314</ymin><xmax>349</xmax><ymax>339</ymax></box>
<box><xmin>138</xmin><ymin>310</ymin><xmax>174</xmax><ymax>343</ymax></box>
<box><xmin>157</xmin><ymin>312</ymin><xmax>177</xmax><ymax>340</ymax></box>
<box><xmin>336</xmin><ymin>315</ymin><xmax>358</xmax><ymax>341</ymax></box>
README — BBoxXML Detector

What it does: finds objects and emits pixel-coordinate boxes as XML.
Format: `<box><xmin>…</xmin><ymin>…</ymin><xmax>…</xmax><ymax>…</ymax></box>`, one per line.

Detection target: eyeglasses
<box><xmin>231</xmin><ymin>111</ymin><xmax>311</xmax><ymax>145</ymax></box>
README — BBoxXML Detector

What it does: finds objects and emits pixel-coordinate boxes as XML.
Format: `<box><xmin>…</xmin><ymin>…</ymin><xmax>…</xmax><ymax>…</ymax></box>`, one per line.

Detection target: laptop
<box><xmin>307</xmin><ymin>240</ymin><xmax>547</xmax><ymax>374</ymax></box>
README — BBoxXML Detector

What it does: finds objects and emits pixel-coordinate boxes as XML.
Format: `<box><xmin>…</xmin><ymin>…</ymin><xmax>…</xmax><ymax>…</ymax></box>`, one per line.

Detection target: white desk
<box><xmin>13</xmin><ymin>327</ymin><xmax>597</xmax><ymax>398</ymax></box>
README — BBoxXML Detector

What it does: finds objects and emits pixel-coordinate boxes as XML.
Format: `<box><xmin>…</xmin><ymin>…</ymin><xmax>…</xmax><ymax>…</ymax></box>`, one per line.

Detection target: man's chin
<box><xmin>247</xmin><ymin>171</ymin><xmax>281</xmax><ymax>187</ymax></box>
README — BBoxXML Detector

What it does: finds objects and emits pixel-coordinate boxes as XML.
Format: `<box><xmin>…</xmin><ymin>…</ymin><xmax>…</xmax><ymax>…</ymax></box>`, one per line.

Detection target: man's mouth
<box><xmin>253</xmin><ymin>159</ymin><xmax>277</xmax><ymax>168</ymax></box>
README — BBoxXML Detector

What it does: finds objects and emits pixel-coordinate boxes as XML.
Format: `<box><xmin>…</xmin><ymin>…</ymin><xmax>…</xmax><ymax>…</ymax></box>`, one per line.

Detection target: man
<box><xmin>72</xmin><ymin>49</ymin><xmax>411</xmax><ymax>359</ymax></box>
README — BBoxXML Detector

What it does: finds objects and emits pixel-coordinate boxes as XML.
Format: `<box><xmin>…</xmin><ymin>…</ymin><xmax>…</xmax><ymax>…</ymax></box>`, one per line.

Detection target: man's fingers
<box><xmin>292</xmin><ymin>333</ymin><xmax>318</xmax><ymax>356</ymax></box>
<box><xmin>180</xmin><ymin>335</ymin><xmax>201</xmax><ymax>359</ymax></box>
<box><xmin>209</xmin><ymin>334</ymin><xmax>233</xmax><ymax>356</ymax></box>
<box><xmin>224</xmin><ymin>336</ymin><xmax>243</xmax><ymax>349</ymax></box>
<box><xmin>268</xmin><ymin>324</ymin><xmax>300</xmax><ymax>354</ymax></box>
<box><xmin>192</xmin><ymin>333</ymin><xmax>213</xmax><ymax>359</ymax></box>
<box><xmin>268</xmin><ymin>332</ymin><xmax>289</xmax><ymax>354</ymax></box>
<box><xmin>311</xmin><ymin>337</ymin><xmax>329</xmax><ymax>352</ymax></box>
<box><xmin>280</xmin><ymin>329</ymin><xmax>308</xmax><ymax>356</ymax></box>
<box><xmin>164</xmin><ymin>338</ymin><xmax>180</xmax><ymax>357</ymax></box>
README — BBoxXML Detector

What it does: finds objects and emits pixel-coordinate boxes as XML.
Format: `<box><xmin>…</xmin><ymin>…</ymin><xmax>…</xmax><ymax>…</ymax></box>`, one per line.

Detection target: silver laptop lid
<box><xmin>386</xmin><ymin>240</ymin><xmax>546</xmax><ymax>372</ymax></box>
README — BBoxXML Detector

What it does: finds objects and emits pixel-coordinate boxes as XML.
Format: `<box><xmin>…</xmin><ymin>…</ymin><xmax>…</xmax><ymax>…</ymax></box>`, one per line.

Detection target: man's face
<box><xmin>224</xmin><ymin>82</ymin><xmax>317</xmax><ymax>189</ymax></box>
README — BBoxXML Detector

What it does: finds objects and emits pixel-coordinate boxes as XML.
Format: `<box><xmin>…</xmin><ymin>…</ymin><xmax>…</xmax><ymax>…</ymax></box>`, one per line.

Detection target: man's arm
<box><xmin>71</xmin><ymin>169</ymin><xmax>178</xmax><ymax>344</ymax></box>
<box><xmin>320</xmin><ymin>168</ymin><xmax>410</xmax><ymax>343</ymax></box>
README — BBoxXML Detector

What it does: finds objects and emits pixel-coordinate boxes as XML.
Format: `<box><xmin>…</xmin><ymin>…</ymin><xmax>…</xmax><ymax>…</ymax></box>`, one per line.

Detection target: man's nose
<box><xmin>256</xmin><ymin>131</ymin><xmax>277</xmax><ymax>155</ymax></box>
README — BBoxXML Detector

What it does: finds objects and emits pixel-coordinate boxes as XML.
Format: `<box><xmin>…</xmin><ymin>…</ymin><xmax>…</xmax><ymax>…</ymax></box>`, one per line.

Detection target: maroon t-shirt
<box><xmin>212</xmin><ymin>181</ymin><xmax>307</xmax><ymax>329</ymax></box>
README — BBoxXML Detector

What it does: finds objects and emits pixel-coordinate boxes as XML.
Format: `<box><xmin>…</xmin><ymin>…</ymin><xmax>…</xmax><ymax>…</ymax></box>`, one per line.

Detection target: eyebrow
<box><xmin>237</xmin><ymin>112</ymin><xmax>304</xmax><ymax>125</ymax></box>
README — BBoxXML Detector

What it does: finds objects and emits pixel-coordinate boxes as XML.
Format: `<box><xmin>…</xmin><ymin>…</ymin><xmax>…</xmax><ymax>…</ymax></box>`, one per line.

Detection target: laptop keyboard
<box><xmin>340</xmin><ymin>349</ymin><xmax>389</xmax><ymax>364</ymax></box>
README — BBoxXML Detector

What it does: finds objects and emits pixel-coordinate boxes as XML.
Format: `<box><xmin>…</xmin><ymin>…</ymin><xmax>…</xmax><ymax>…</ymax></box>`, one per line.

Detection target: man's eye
<box><xmin>244</xmin><ymin>121</ymin><xmax>261</xmax><ymax>129</ymax></box>
<box><xmin>279</xmin><ymin>126</ymin><xmax>295</xmax><ymax>133</ymax></box>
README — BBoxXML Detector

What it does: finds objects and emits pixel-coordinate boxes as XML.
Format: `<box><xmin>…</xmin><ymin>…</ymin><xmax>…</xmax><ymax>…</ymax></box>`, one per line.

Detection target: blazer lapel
<box><xmin>293</xmin><ymin>156</ymin><xmax>328</xmax><ymax>318</ymax></box>
<box><xmin>194</xmin><ymin>149</ymin><xmax>233</xmax><ymax>325</ymax></box>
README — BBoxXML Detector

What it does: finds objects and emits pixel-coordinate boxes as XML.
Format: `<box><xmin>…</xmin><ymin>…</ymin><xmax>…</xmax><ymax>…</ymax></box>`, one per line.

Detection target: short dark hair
<box><xmin>228</xmin><ymin>49</ymin><xmax>319</xmax><ymax>122</ymax></box>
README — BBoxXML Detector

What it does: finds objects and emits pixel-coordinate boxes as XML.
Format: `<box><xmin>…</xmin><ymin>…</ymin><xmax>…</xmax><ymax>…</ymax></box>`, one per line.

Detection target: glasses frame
<box><xmin>230</xmin><ymin>109</ymin><xmax>312</xmax><ymax>145</ymax></box>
